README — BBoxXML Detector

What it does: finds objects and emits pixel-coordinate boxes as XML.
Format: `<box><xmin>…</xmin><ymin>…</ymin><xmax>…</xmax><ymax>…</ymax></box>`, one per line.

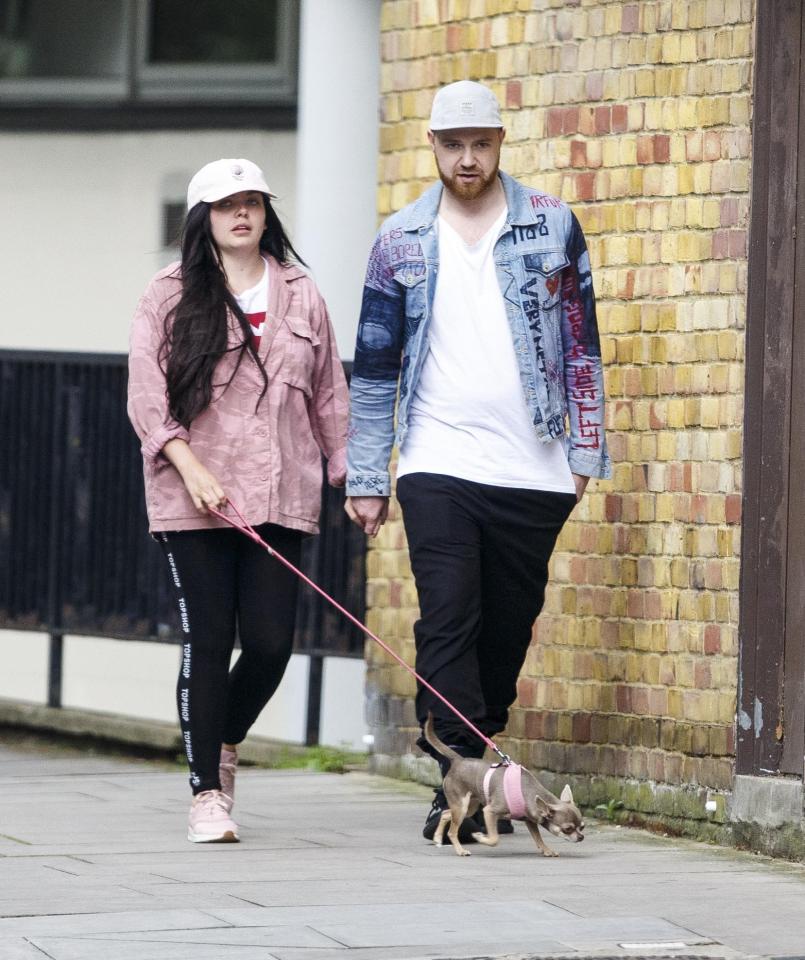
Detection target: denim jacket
<box><xmin>346</xmin><ymin>171</ymin><xmax>610</xmax><ymax>497</ymax></box>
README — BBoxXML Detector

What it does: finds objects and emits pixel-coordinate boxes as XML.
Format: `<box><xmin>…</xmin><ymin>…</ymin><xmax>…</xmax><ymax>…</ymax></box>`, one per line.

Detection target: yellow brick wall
<box><xmin>367</xmin><ymin>0</ymin><xmax>753</xmax><ymax>797</ymax></box>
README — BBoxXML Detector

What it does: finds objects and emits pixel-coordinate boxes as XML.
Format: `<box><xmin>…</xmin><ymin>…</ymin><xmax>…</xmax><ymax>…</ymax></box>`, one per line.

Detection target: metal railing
<box><xmin>0</xmin><ymin>349</ymin><xmax>365</xmax><ymax>744</ymax></box>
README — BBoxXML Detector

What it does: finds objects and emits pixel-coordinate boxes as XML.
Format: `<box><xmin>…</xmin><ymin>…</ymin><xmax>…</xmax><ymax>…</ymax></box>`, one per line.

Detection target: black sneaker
<box><xmin>422</xmin><ymin>789</ymin><xmax>482</xmax><ymax>844</ymax></box>
<box><xmin>472</xmin><ymin>808</ymin><xmax>514</xmax><ymax>835</ymax></box>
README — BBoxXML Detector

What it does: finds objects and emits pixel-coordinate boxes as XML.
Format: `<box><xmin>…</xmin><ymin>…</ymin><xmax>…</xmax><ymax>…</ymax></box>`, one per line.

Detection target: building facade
<box><xmin>364</xmin><ymin>0</ymin><xmax>805</xmax><ymax>856</ymax></box>
<box><xmin>0</xmin><ymin>0</ymin><xmax>381</xmax><ymax>751</ymax></box>
<box><xmin>4</xmin><ymin>0</ymin><xmax>804</xmax><ymax>856</ymax></box>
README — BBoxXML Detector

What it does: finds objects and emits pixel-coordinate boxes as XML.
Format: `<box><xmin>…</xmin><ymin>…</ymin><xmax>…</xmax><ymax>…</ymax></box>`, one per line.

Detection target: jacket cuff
<box><xmin>141</xmin><ymin>423</ymin><xmax>190</xmax><ymax>464</ymax></box>
<box><xmin>567</xmin><ymin>447</ymin><xmax>612</xmax><ymax>479</ymax></box>
<box><xmin>346</xmin><ymin>472</ymin><xmax>391</xmax><ymax>497</ymax></box>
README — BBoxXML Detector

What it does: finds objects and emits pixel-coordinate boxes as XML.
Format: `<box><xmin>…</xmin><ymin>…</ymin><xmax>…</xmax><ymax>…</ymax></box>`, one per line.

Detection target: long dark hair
<box><xmin>159</xmin><ymin>196</ymin><xmax>307</xmax><ymax>429</ymax></box>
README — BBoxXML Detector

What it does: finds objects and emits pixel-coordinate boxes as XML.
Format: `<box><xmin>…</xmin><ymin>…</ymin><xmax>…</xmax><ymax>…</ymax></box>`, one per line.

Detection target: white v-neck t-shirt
<box><xmin>397</xmin><ymin>210</ymin><xmax>575</xmax><ymax>492</ymax></box>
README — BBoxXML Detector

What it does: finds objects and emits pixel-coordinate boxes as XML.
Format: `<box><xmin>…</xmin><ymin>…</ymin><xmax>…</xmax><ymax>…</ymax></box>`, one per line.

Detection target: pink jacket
<box><xmin>127</xmin><ymin>257</ymin><xmax>349</xmax><ymax>534</ymax></box>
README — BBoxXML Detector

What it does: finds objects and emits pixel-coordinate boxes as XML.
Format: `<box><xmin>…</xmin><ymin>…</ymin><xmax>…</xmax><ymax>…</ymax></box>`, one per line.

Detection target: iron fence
<box><xmin>0</xmin><ymin>349</ymin><xmax>366</xmax><ymax>744</ymax></box>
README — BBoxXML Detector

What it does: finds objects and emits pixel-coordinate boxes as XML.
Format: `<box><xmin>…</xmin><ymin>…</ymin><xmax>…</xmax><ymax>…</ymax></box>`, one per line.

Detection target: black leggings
<box><xmin>157</xmin><ymin>524</ymin><xmax>302</xmax><ymax>794</ymax></box>
<box><xmin>396</xmin><ymin>473</ymin><xmax>576</xmax><ymax>767</ymax></box>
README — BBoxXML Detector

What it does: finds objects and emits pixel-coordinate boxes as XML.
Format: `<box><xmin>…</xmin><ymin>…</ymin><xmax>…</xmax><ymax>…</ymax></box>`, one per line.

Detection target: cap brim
<box><xmin>197</xmin><ymin>184</ymin><xmax>277</xmax><ymax>205</ymax></box>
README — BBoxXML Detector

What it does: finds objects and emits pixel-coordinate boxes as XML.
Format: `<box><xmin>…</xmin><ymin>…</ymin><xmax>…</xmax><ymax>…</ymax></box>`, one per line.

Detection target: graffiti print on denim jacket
<box><xmin>519</xmin><ymin>274</ymin><xmax>548</xmax><ymax>384</ymax></box>
<box><xmin>346</xmin><ymin>171</ymin><xmax>611</xmax><ymax>497</ymax></box>
<box><xmin>561</xmin><ymin>216</ymin><xmax>604</xmax><ymax>451</ymax></box>
<box><xmin>510</xmin><ymin>217</ymin><xmax>549</xmax><ymax>244</ymax></box>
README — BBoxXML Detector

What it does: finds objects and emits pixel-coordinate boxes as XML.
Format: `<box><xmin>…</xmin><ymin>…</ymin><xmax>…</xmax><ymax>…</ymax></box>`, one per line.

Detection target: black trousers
<box><xmin>396</xmin><ymin>473</ymin><xmax>576</xmax><ymax>769</ymax></box>
<box><xmin>157</xmin><ymin>524</ymin><xmax>302</xmax><ymax>794</ymax></box>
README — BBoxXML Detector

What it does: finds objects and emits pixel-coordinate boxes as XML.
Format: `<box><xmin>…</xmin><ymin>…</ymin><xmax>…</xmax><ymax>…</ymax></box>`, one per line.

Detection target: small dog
<box><xmin>424</xmin><ymin>713</ymin><xmax>585</xmax><ymax>857</ymax></box>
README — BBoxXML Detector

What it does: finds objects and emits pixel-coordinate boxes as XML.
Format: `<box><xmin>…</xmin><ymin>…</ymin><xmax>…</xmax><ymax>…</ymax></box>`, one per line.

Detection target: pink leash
<box><xmin>209</xmin><ymin>501</ymin><xmax>513</xmax><ymax>765</ymax></box>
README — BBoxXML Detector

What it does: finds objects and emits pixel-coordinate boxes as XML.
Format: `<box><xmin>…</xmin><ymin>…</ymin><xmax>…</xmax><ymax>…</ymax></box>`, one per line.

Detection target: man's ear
<box><xmin>499</xmin><ymin>127</ymin><xmax>506</xmax><ymax>145</ymax></box>
<box><xmin>427</xmin><ymin>130</ymin><xmax>436</xmax><ymax>148</ymax></box>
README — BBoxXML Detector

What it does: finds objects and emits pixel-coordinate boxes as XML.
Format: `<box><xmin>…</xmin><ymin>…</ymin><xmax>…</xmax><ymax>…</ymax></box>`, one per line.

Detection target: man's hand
<box><xmin>572</xmin><ymin>473</ymin><xmax>590</xmax><ymax>503</ymax></box>
<box><xmin>345</xmin><ymin>496</ymin><xmax>389</xmax><ymax>538</ymax></box>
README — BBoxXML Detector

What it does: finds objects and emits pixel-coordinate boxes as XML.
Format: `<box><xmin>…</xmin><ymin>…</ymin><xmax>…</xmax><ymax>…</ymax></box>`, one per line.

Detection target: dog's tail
<box><xmin>423</xmin><ymin>712</ymin><xmax>461</xmax><ymax>764</ymax></box>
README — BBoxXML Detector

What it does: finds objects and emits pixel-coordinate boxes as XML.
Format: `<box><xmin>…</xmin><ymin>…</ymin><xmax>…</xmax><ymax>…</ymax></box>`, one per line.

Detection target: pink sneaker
<box><xmin>188</xmin><ymin>790</ymin><xmax>239</xmax><ymax>843</ymax></box>
<box><xmin>219</xmin><ymin>747</ymin><xmax>238</xmax><ymax>810</ymax></box>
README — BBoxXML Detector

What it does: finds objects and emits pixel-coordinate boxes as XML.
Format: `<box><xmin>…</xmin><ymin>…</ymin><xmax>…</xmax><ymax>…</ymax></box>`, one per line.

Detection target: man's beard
<box><xmin>438</xmin><ymin>163</ymin><xmax>499</xmax><ymax>201</ymax></box>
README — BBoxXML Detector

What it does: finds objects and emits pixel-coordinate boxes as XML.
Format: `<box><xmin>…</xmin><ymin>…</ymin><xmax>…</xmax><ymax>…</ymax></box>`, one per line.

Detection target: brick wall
<box><xmin>366</xmin><ymin>0</ymin><xmax>753</xmax><ymax>818</ymax></box>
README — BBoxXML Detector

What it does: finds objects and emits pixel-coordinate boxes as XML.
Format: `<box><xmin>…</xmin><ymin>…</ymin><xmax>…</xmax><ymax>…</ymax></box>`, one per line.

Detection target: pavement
<box><xmin>2</xmin><ymin>740</ymin><xmax>805</xmax><ymax>960</ymax></box>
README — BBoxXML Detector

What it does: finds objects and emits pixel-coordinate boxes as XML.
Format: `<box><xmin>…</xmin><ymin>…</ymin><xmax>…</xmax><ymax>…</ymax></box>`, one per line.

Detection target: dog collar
<box><xmin>483</xmin><ymin>762</ymin><xmax>527</xmax><ymax>821</ymax></box>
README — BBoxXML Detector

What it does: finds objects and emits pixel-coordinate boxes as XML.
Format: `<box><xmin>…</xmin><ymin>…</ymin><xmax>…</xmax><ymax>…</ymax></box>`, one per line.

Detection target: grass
<box><xmin>595</xmin><ymin>798</ymin><xmax>625</xmax><ymax>821</ymax></box>
<box><xmin>250</xmin><ymin>744</ymin><xmax>369</xmax><ymax>774</ymax></box>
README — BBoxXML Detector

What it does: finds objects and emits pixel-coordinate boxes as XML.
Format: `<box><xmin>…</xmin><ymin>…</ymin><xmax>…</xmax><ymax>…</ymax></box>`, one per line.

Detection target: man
<box><xmin>345</xmin><ymin>81</ymin><xmax>610</xmax><ymax>841</ymax></box>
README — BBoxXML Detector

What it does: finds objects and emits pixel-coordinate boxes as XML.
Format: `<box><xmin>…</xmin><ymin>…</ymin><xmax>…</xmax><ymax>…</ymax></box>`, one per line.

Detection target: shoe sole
<box><xmin>187</xmin><ymin>830</ymin><xmax>239</xmax><ymax>843</ymax></box>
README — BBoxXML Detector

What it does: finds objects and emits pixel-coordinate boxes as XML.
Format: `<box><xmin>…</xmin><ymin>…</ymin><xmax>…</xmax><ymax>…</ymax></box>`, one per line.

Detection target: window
<box><xmin>0</xmin><ymin>0</ymin><xmax>297</xmax><ymax>127</ymax></box>
<box><xmin>148</xmin><ymin>0</ymin><xmax>279</xmax><ymax>64</ymax></box>
<box><xmin>0</xmin><ymin>0</ymin><xmax>127</xmax><ymax>90</ymax></box>
<box><xmin>162</xmin><ymin>200</ymin><xmax>185</xmax><ymax>250</ymax></box>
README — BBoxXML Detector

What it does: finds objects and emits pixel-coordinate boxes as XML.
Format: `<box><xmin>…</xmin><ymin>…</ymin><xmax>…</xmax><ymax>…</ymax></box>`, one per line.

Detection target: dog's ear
<box><xmin>534</xmin><ymin>796</ymin><xmax>552</xmax><ymax>819</ymax></box>
<box><xmin>560</xmin><ymin>784</ymin><xmax>574</xmax><ymax>804</ymax></box>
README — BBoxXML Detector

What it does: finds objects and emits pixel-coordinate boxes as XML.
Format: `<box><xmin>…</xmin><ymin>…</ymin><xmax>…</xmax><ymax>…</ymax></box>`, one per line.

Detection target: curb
<box><xmin>0</xmin><ymin>698</ymin><xmax>311</xmax><ymax>766</ymax></box>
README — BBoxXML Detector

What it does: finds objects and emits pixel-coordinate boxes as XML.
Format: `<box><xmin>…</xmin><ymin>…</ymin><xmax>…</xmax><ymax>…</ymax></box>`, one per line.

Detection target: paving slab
<box><xmin>1</xmin><ymin>742</ymin><xmax>804</xmax><ymax>959</ymax></box>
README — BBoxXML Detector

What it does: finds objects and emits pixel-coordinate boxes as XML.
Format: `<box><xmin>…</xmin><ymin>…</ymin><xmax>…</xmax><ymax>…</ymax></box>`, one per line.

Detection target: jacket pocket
<box><xmin>279</xmin><ymin>370</ymin><xmax>312</xmax><ymax>398</ymax></box>
<box><xmin>394</xmin><ymin>267</ymin><xmax>428</xmax><ymax>327</ymax></box>
<box><xmin>522</xmin><ymin>249</ymin><xmax>569</xmax><ymax>309</ymax></box>
<box><xmin>285</xmin><ymin>314</ymin><xmax>320</xmax><ymax>345</ymax></box>
<box><xmin>280</xmin><ymin>314</ymin><xmax>319</xmax><ymax>389</ymax></box>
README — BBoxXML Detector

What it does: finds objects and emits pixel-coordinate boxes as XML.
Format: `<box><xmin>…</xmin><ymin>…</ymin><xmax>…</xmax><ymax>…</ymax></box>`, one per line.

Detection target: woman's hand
<box><xmin>163</xmin><ymin>439</ymin><xmax>227</xmax><ymax>514</ymax></box>
<box><xmin>180</xmin><ymin>461</ymin><xmax>227</xmax><ymax>514</ymax></box>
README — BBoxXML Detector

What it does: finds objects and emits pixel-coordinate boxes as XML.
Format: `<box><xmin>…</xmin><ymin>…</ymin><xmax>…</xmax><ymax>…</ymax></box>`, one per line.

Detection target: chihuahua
<box><xmin>424</xmin><ymin>713</ymin><xmax>585</xmax><ymax>857</ymax></box>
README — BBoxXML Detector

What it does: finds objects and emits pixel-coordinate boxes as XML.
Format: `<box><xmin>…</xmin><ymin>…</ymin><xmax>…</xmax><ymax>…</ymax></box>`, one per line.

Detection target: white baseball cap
<box><xmin>429</xmin><ymin>80</ymin><xmax>503</xmax><ymax>131</ymax></box>
<box><xmin>186</xmin><ymin>158</ymin><xmax>276</xmax><ymax>210</ymax></box>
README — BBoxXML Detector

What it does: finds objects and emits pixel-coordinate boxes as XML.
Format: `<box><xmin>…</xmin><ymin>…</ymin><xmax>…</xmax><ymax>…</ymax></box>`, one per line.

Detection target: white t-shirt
<box><xmin>235</xmin><ymin>257</ymin><xmax>269</xmax><ymax>349</ymax></box>
<box><xmin>397</xmin><ymin>210</ymin><xmax>575</xmax><ymax>492</ymax></box>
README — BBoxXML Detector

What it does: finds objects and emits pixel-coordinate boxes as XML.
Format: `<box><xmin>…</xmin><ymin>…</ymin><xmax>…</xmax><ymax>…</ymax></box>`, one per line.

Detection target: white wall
<box><xmin>62</xmin><ymin>636</ymin><xmax>179</xmax><ymax>723</ymax></box>
<box><xmin>0</xmin><ymin>631</ymin><xmax>367</xmax><ymax>750</ymax></box>
<box><xmin>0</xmin><ymin>630</ymin><xmax>49</xmax><ymax>703</ymax></box>
<box><xmin>0</xmin><ymin>5</ymin><xmax>381</xmax><ymax>748</ymax></box>
<box><xmin>0</xmin><ymin>130</ymin><xmax>296</xmax><ymax>353</ymax></box>
<box><xmin>295</xmin><ymin>0</ymin><xmax>382</xmax><ymax>359</ymax></box>
<box><xmin>320</xmin><ymin>657</ymin><xmax>366</xmax><ymax>749</ymax></box>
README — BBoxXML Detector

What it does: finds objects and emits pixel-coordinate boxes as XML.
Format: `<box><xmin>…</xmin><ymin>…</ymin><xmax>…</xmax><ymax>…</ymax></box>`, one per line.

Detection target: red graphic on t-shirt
<box><xmin>245</xmin><ymin>311</ymin><xmax>266</xmax><ymax>350</ymax></box>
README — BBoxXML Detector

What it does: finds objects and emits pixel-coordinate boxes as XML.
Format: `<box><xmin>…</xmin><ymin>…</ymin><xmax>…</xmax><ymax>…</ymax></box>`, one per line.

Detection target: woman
<box><xmin>128</xmin><ymin>158</ymin><xmax>348</xmax><ymax>843</ymax></box>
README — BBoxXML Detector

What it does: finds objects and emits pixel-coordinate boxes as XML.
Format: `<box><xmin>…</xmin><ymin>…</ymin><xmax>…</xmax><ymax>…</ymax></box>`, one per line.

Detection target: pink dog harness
<box><xmin>483</xmin><ymin>762</ymin><xmax>527</xmax><ymax>820</ymax></box>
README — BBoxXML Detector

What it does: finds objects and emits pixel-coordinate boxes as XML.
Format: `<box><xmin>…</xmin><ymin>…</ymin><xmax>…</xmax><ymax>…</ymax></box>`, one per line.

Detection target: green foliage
<box><xmin>171</xmin><ymin>744</ymin><xmax>367</xmax><ymax>774</ymax></box>
<box><xmin>259</xmin><ymin>744</ymin><xmax>368</xmax><ymax>774</ymax></box>
<box><xmin>595</xmin><ymin>797</ymin><xmax>625</xmax><ymax>821</ymax></box>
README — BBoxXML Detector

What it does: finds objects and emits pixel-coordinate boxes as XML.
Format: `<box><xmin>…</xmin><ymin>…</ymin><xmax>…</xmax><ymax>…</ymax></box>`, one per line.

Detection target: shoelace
<box><xmin>194</xmin><ymin>790</ymin><xmax>230</xmax><ymax>814</ymax></box>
